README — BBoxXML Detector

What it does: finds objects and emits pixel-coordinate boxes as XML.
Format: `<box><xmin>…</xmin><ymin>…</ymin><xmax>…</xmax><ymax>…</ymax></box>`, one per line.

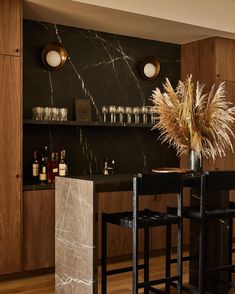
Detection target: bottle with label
<box><xmin>39</xmin><ymin>156</ymin><xmax>47</xmax><ymax>184</ymax></box>
<box><xmin>62</xmin><ymin>149</ymin><xmax>68</xmax><ymax>175</ymax></box>
<box><xmin>59</xmin><ymin>150</ymin><xmax>67</xmax><ymax>177</ymax></box>
<box><xmin>32</xmin><ymin>150</ymin><xmax>39</xmax><ymax>183</ymax></box>
<box><xmin>43</xmin><ymin>146</ymin><xmax>49</xmax><ymax>166</ymax></box>
<box><xmin>48</xmin><ymin>152</ymin><xmax>58</xmax><ymax>183</ymax></box>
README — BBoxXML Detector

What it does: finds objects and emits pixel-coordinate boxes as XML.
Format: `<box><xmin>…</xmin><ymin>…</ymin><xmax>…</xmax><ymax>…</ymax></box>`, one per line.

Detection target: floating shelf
<box><xmin>23</xmin><ymin>119</ymin><xmax>155</xmax><ymax>128</ymax></box>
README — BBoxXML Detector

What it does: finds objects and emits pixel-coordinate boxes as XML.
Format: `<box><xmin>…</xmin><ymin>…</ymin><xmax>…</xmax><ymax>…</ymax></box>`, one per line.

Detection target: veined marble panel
<box><xmin>55</xmin><ymin>177</ymin><xmax>96</xmax><ymax>294</ymax></box>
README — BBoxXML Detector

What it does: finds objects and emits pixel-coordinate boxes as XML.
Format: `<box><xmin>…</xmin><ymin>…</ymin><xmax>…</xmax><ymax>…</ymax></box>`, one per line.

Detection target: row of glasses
<box><xmin>101</xmin><ymin>105</ymin><xmax>157</xmax><ymax>124</ymax></box>
<box><xmin>32</xmin><ymin>106</ymin><xmax>68</xmax><ymax>121</ymax></box>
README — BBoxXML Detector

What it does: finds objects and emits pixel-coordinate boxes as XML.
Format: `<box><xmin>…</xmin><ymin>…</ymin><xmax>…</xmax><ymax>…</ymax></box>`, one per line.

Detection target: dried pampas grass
<box><xmin>151</xmin><ymin>75</ymin><xmax>235</xmax><ymax>160</ymax></box>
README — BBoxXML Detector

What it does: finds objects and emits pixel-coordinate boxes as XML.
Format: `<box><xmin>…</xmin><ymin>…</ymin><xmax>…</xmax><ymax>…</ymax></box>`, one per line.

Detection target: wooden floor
<box><xmin>0</xmin><ymin>254</ymin><xmax>235</xmax><ymax>293</ymax></box>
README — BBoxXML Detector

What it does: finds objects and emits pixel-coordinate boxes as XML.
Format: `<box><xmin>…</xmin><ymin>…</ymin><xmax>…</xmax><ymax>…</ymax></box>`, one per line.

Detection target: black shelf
<box><xmin>23</xmin><ymin>119</ymin><xmax>155</xmax><ymax>128</ymax></box>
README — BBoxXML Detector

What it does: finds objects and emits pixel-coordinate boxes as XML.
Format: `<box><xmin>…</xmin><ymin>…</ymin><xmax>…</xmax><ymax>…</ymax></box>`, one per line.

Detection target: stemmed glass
<box><xmin>109</xmin><ymin>105</ymin><xmax>117</xmax><ymax>123</ymax></box>
<box><xmin>149</xmin><ymin>106</ymin><xmax>156</xmax><ymax>124</ymax></box>
<box><xmin>133</xmin><ymin>106</ymin><xmax>140</xmax><ymax>123</ymax></box>
<box><xmin>125</xmin><ymin>107</ymin><xmax>132</xmax><ymax>123</ymax></box>
<box><xmin>141</xmin><ymin>106</ymin><xmax>149</xmax><ymax>124</ymax></box>
<box><xmin>102</xmin><ymin>106</ymin><xmax>108</xmax><ymax>122</ymax></box>
<box><xmin>117</xmin><ymin>106</ymin><xmax>125</xmax><ymax>123</ymax></box>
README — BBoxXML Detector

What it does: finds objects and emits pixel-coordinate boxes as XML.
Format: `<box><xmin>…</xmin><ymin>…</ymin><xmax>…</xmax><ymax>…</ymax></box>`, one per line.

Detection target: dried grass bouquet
<box><xmin>151</xmin><ymin>75</ymin><xmax>235</xmax><ymax>160</ymax></box>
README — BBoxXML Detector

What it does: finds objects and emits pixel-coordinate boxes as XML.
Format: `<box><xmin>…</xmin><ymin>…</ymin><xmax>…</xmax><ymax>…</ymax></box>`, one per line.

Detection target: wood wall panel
<box><xmin>181</xmin><ymin>37</ymin><xmax>235</xmax><ymax>240</ymax></box>
<box><xmin>0</xmin><ymin>176</ymin><xmax>21</xmax><ymax>274</ymax></box>
<box><xmin>181</xmin><ymin>38</ymin><xmax>215</xmax><ymax>90</ymax></box>
<box><xmin>0</xmin><ymin>55</ymin><xmax>22</xmax><ymax>274</ymax></box>
<box><xmin>23</xmin><ymin>190</ymin><xmax>55</xmax><ymax>271</ymax></box>
<box><xmin>98</xmin><ymin>191</ymin><xmax>134</xmax><ymax>258</ymax></box>
<box><xmin>213</xmin><ymin>80</ymin><xmax>235</xmax><ymax>172</ymax></box>
<box><xmin>181</xmin><ymin>41</ymin><xmax>200</xmax><ymax>82</ymax></box>
<box><xmin>0</xmin><ymin>55</ymin><xmax>22</xmax><ymax>175</ymax></box>
<box><xmin>0</xmin><ymin>0</ymin><xmax>21</xmax><ymax>56</ymax></box>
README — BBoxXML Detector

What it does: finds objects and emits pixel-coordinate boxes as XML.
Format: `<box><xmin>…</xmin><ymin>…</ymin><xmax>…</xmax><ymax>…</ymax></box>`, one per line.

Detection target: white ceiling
<box><xmin>23</xmin><ymin>0</ymin><xmax>235</xmax><ymax>44</ymax></box>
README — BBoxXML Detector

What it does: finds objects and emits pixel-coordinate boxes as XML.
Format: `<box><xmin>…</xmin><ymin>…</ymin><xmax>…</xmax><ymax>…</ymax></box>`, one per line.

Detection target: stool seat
<box><xmin>104</xmin><ymin>209</ymin><xmax>179</xmax><ymax>229</ymax></box>
<box><xmin>167</xmin><ymin>170</ymin><xmax>235</xmax><ymax>293</ymax></box>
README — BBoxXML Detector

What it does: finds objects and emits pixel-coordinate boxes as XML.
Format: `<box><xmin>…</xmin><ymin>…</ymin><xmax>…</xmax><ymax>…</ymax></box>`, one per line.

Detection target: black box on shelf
<box><xmin>75</xmin><ymin>99</ymin><xmax>92</xmax><ymax>122</ymax></box>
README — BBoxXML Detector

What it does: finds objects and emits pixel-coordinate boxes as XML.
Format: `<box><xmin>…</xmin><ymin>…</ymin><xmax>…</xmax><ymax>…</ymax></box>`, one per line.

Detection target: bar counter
<box><xmin>55</xmin><ymin>173</ymin><xmax>227</xmax><ymax>294</ymax></box>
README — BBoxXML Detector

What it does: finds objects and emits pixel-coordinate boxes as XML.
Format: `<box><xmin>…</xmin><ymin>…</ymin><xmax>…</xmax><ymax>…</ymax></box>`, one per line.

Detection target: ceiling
<box><xmin>23</xmin><ymin>0</ymin><xmax>235</xmax><ymax>44</ymax></box>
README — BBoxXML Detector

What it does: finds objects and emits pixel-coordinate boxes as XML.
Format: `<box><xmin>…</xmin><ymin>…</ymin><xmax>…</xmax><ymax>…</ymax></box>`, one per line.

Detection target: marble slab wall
<box><xmin>55</xmin><ymin>177</ymin><xmax>97</xmax><ymax>294</ymax></box>
<box><xmin>23</xmin><ymin>20</ymin><xmax>180</xmax><ymax>182</ymax></box>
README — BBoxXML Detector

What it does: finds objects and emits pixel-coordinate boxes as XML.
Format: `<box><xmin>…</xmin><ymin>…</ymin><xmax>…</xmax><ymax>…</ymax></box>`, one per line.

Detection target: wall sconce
<box><xmin>139</xmin><ymin>56</ymin><xmax>160</xmax><ymax>80</ymax></box>
<box><xmin>41</xmin><ymin>42</ymin><xmax>68</xmax><ymax>70</ymax></box>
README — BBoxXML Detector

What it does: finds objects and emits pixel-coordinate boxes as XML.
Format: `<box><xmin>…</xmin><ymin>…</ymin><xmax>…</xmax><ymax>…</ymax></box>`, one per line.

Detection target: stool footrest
<box><xmin>106</xmin><ymin>264</ymin><xmax>145</xmax><ymax>276</ymax></box>
<box><xmin>138</xmin><ymin>275</ymin><xmax>179</xmax><ymax>288</ymax></box>
<box><xmin>206</xmin><ymin>264</ymin><xmax>235</xmax><ymax>273</ymax></box>
<box><xmin>170</xmin><ymin>255</ymin><xmax>197</xmax><ymax>263</ymax></box>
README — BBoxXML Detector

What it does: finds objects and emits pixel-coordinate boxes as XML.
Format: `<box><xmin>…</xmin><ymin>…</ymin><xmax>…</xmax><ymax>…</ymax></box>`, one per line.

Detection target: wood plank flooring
<box><xmin>0</xmin><ymin>253</ymin><xmax>235</xmax><ymax>293</ymax></box>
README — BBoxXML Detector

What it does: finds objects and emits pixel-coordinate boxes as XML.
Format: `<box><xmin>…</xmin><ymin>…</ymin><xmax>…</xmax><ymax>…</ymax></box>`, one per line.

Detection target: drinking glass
<box><xmin>102</xmin><ymin>106</ymin><xmax>108</xmax><ymax>122</ymax></box>
<box><xmin>50</xmin><ymin>107</ymin><xmax>59</xmax><ymax>120</ymax></box>
<box><xmin>32</xmin><ymin>107</ymin><xmax>43</xmax><ymax>120</ymax></box>
<box><xmin>43</xmin><ymin>107</ymin><xmax>51</xmax><ymax>120</ymax></box>
<box><xmin>149</xmin><ymin>106</ymin><xmax>157</xmax><ymax>124</ymax></box>
<box><xmin>59</xmin><ymin>108</ymin><xmax>68</xmax><ymax>121</ymax></box>
<box><xmin>141</xmin><ymin>106</ymin><xmax>149</xmax><ymax>123</ymax></box>
<box><xmin>117</xmin><ymin>106</ymin><xmax>125</xmax><ymax>123</ymax></box>
<box><xmin>133</xmin><ymin>106</ymin><xmax>140</xmax><ymax>123</ymax></box>
<box><xmin>125</xmin><ymin>106</ymin><xmax>132</xmax><ymax>123</ymax></box>
<box><xmin>109</xmin><ymin>105</ymin><xmax>117</xmax><ymax>123</ymax></box>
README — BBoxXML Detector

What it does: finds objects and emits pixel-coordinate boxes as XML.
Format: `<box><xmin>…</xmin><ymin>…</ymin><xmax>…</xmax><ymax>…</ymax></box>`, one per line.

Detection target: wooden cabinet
<box><xmin>0</xmin><ymin>0</ymin><xmax>22</xmax><ymax>56</ymax></box>
<box><xmin>23</xmin><ymin>190</ymin><xmax>55</xmax><ymax>271</ymax></box>
<box><xmin>181</xmin><ymin>37</ymin><xmax>235</xmax><ymax>85</ymax></box>
<box><xmin>0</xmin><ymin>0</ymin><xmax>22</xmax><ymax>275</ymax></box>
<box><xmin>181</xmin><ymin>37</ymin><xmax>235</xmax><ymax>171</ymax></box>
<box><xmin>0</xmin><ymin>55</ymin><xmax>22</xmax><ymax>274</ymax></box>
<box><xmin>181</xmin><ymin>37</ymin><xmax>235</xmax><ymax>242</ymax></box>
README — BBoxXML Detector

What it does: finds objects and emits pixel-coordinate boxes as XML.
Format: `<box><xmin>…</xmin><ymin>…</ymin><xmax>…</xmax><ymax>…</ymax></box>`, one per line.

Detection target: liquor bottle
<box><xmin>58</xmin><ymin>150</ymin><xmax>67</xmax><ymax>177</ymax></box>
<box><xmin>43</xmin><ymin>146</ymin><xmax>49</xmax><ymax>166</ymax></box>
<box><xmin>39</xmin><ymin>156</ymin><xmax>47</xmax><ymax>184</ymax></box>
<box><xmin>48</xmin><ymin>152</ymin><xmax>58</xmax><ymax>183</ymax></box>
<box><xmin>62</xmin><ymin>149</ymin><xmax>68</xmax><ymax>175</ymax></box>
<box><xmin>32</xmin><ymin>150</ymin><xmax>39</xmax><ymax>183</ymax></box>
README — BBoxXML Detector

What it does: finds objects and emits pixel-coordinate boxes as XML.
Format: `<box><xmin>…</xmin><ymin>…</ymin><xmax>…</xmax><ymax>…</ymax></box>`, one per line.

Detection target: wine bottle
<box><xmin>48</xmin><ymin>152</ymin><xmax>58</xmax><ymax>183</ymax></box>
<box><xmin>58</xmin><ymin>150</ymin><xmax>67</xmax><ymax>176</ymax></box>
<box><xmin>43</xmin><ymin>146</ymin><xmax>48</xmax><ymax>166</ymax></box>
<box><xmin>32</xmin><ymin>150</ymin><xmax>39</xmax><ymax>184</ymax></box>
<box><xmin>39</xmin><ymin>156</ymin><xmax>47</xmax><ymax>184</ymax></box>
<box><xmin>62</xmin><ymin>149</ymin><xmax>68</xmax><ymax>175</ymax></box>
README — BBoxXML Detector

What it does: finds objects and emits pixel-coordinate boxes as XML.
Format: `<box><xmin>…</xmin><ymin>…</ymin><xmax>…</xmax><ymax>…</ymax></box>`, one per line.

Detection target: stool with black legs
<box><xmin>101</xmin><ymin>173</ymin><xmax>184</xmax><ymax>294</ymax></box>
<box><xmin>167</xmin><ymin>170</ymin><xmax>235</xmax><ymax>293</ymax></box>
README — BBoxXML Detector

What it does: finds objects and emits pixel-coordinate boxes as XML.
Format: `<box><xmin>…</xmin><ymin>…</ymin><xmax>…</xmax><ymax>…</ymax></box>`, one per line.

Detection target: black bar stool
<box><xmin>167</xmin><ymin>170</ymin><xmax>235</xmax><ymax>293</ymax></box>
<box><xmin>101</xmin><ymin>172</ymin><xmax>184</xmax><ymax>294</ymax></box>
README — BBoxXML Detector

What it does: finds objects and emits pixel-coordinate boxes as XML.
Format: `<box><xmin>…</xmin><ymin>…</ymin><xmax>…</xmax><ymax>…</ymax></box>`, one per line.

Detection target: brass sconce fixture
<box><xmin>139</xmin><ymin>56</ymin><xmax>160</xmax><ymax>80</ymax></box>
<box><xmin>41</xmin><ymin>42</ymin><xmax>68</xmax><ymax>70</ymax></box>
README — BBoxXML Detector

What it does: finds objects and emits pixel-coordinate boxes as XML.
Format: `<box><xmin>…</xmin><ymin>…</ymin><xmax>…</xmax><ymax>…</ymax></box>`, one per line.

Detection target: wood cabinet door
<box><xmin>0</xmin><ymin>0</ymin><xmax>22</xmax><ymax>56</ymax></box>
<box><xmin>215</xmin><ymin>37</ymin><xmax>235</xmax><ymax>81</ymax></box>
<box><xmin>0</xmin><ymin>55</ymin><xmax>22</xmax><ymax>274</ymax></box>
<box><xmin>98</xmin><ymin>191</ymin><xmax>133</xmax><ymax>258</ymax></box>
<box><xmin>23</xmin><ymin>190</ymin><xmax>55</xmax><ymax>271</ymax></box>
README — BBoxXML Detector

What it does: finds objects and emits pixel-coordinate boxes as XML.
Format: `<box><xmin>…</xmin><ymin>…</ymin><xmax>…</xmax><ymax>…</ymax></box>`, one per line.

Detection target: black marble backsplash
<box><xmin>23</xmin><ymin>20</ymin><xmax>180</xmax><ymax>183</ymax></box>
